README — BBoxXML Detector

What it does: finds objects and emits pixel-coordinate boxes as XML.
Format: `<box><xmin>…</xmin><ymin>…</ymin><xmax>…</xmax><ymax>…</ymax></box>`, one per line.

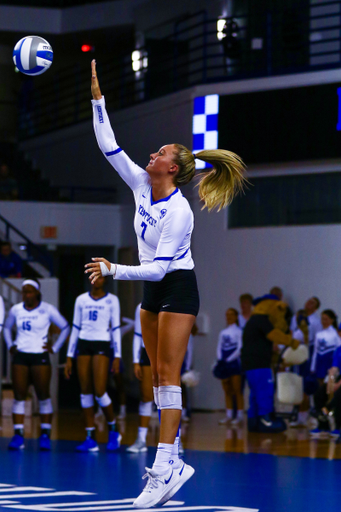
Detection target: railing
<box><xmin>17</xmin><ymin>2</ymin><xmax>341</xmax><ymax>139</ymax></box>
<box><xmin>0</xmin><ymin>214</ymin><xmax>54</xmax><ymax>276</ymax></box>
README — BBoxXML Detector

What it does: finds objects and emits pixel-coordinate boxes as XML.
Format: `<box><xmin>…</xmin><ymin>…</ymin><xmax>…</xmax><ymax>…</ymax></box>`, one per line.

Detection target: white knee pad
<box><xmin>12</xmin><ymin>400</ymin><xmax>25</xmax><ymax>415</ymax></box>
<box><xmin>39</xmin><ymin>398</ymin><xmax>53</xmax><ymax>415</ymax></box>
<box><xmin>139</xmin><ymin>400</ymin><xmax>153</xmax><ymax>417</ymax></box>
<box><xmin>80</xmin><ymin>394</ymin><xmax>94</xmax><ymax>409</ymax></box>
<box><xmin>153</xmin><ymin>386</ymin><xmax>159</xmax><ymax>408</ymax></box>
<box><xmin>159</xmin><ymin>385</ymin><xmax>182</xmax><ymax>410</ymax></box>
<box><xmin>95</xmin><ymin>392</ymin><xmax>111</xmax><ymax>408</ymax></box>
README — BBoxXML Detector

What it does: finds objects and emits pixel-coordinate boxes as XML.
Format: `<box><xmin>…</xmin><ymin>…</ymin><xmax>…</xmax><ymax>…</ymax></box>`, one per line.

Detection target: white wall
<box><xmin>191</xmin><ymin>201</ymin><xmax>341</xmax><ymax>410</ymax></box>
<box><xmin>0</xmin><ymin>201</ymin><xmax>135</xmax><ymax>248</ymax></box>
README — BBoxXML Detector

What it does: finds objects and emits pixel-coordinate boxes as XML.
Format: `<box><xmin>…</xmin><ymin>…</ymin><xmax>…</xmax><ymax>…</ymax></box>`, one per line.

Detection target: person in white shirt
<box><xmin>85</xmin><ymin>60</ymin><xmax>246</xmax><ymax>508</ymax></box>
<box><xmin>290</xmin><ymin>297</ymin><xmax>322</xmax><ymax>355</ymax></box>
<box><xmin>238</xmin><ymin>293</ymin><xmax>253</xmax><ymax>329</ymax></box>
<box><xmin>64</xmin><ymin>276</ymin><xmax>121</xmax><ymax>453</ymax></box>
<box><xmin>311</xmin><ymin>310</ymin><xmax>340</xmax><ymax>382</ymax></box>
<box><xmin>213</xmin><ymin>308</ymin><xmax>243</xmax><ymax>425</ymax></box>
<box><xmin>3</xmin><ymin>278</ymin><xmax>70</xmax><ymax>451</ymax></box>
<box><xmin>127</xmin><ymin>303</ymin><xmax>153</xmax><ymax>453</ymax></box>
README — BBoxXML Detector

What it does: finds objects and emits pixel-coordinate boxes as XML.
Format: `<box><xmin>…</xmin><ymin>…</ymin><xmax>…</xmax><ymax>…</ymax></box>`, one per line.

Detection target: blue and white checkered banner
<box><xmin>192</xmin><ymin>94</ymin><xmax>219</xmax><ymax>169</ymax></box>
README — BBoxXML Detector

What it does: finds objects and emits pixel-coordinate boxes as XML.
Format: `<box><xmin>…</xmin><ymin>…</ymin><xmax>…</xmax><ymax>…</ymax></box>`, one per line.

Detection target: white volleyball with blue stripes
<box><xmin>13</xmin><ymin>35</ymin><xmax>53</xmax><ymax>76</ymax></box>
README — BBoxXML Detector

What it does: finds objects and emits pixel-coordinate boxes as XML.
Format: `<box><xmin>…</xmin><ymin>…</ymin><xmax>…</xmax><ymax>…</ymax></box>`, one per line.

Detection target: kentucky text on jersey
<box><xmin>138</xmin><ymin>205</ymin><xmax>157</xmax><ymax>226</ymax></box>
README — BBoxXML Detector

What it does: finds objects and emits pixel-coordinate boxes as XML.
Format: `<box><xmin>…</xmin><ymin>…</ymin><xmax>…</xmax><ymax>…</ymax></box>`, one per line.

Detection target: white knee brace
<box><xmin>39</xmin><ymin>398</ymin><xmax>53</xmax><ymax>415</ymax></box>
<box><xmin>153</xmin><ymin>386</ymin><xmax>159</xmax><ymax>408</ymax></box>
<box><xmin>12</xmin><ymin>400</ymin><xmax>25</xmax><ymax>415</ymax></box>
<box><xmin>80</xmin><ymin>394</ymin><xmax>94</xmax><ymax>409</ymax></box>
<box><xmin>95</xmin><ymin>392</ymin><xmax>111</xmax><ymax>408</ymax></box>
<box><xmin>139</xmin><ymin>400</ymin><xmax>153</xmax><ymax>417</ymax></box>
<box><xmin>159</xmin><ymin>385</ymin><xmax>182</xmax><ymax>410</ymax></box>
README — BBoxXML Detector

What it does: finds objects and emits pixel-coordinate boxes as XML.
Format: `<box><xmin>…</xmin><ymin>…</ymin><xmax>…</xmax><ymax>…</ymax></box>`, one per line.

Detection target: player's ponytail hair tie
<box><xmin>173</xmin><ymin>144</ymin><xmax>248</xmax><ymax>211</ymax></box>
<box><xmin>22</xmin><ymin>279</ymin><xmax>40</xmax><ymax>291</ymax></box>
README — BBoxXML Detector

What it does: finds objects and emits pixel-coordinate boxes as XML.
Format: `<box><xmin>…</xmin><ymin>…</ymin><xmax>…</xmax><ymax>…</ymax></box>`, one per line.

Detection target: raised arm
<box><xmin>91</xmin><ymin>60</ymin><xmax>148</xmax><ymax>191</ymax></box>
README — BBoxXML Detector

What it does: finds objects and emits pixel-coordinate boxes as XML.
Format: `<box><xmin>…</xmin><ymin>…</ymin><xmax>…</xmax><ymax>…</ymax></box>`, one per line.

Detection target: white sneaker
<box><xmin>127</xmin><ymin>439</ymin><xmax>148</xmax><ymax>453</ymax></box>
<box><xmin>158</xmin><ymin>462</ymin><xmax>195</xmax><ymax>506</ymax></box>
<box><xmin>230</xmin><ymin>418</ymin><xmax>240</xmax><ymax>426</ymax></box>
<box><xmin>133</xmin><ymin>467</ymin><xmax>177</xmax><ymax>509</ymax></box>
<box><xmin>218</xmin><ymin>417</ymin><xmax>229</xmax><ymax>425</ymax></box>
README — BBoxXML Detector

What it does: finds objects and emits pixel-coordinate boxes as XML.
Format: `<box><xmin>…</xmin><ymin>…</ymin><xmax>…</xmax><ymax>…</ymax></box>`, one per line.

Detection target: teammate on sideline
<box><xmin>64</xmin><ymin>276</ymin><xmax>121</xmax><ymax>452</ymax></box>
<box><xmin>85</xmin><ymin>59</ymin><xmax>246</xmax><ymax>508</ymax></box>
<box><xmin>127</xmin><ymin>303</ymin><xmax>153</xmax><ymax>453</ymax></box>
<box><xmin>214</xmin><ymin>308</ymin><xmax>243</xmax><ymax>425</ymax></box>
<box><xmin>3</xmin><ymin>278</ymin><xmax>70</xmax><ymax>451</ymax></box>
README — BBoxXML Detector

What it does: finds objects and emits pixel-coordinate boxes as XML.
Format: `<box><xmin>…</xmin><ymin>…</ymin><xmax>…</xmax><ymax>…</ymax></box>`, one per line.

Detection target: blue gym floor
<box><xmin>0</xmin><ymin>439</ymin><xmax>340</xmax><ymax>512</ymax></box>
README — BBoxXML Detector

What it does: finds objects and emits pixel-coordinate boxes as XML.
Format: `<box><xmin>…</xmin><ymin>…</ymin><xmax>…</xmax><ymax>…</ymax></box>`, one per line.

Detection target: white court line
<box><xmin>0</xmin><ymin>488</ymin><xmax>54</xmax><ymax>493</ymax></box>
<box><xmin>0</xmin><ymin>492</ymin><xmax>94</xmax><ymax>500</ymax></box>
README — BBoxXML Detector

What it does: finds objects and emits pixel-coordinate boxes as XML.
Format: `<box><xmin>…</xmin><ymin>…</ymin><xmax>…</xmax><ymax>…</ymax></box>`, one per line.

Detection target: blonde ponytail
<box><xmin>172</xmin><ymin>145</ymin><xmax>247</xmax><ymax>212</ymax></box>
<box><xmin>195</xmin><ymin>149</ymin><xmax>247</xmax><ymax>211</ymax></box>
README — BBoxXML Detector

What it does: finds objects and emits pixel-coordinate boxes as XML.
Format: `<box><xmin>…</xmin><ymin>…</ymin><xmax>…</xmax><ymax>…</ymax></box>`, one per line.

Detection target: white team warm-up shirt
<box><xmin>290</xmin><ymin>312</ymin><xmax>322</xmax><ymax>346</ymax></box>
<box><xmin>4</xmin><ymin>301</ymin><xmax>70</xmax><ymax>354</ymax></box>
<box><xmin>216</xmin><ymin>323</ymin><xmax>242</xmax><ymax>362</ymax></box>
<box><xmin>0</xmin><ymin>295</ymin><xmax>5</xmax><ymax>334</ymax></box>
<box><xmin>67</xmin><ymin>292</ymin><xmax>121</xmax><ymax>358</ymax></box>
<box><xmin>92</xmin><ymin>97</ymin><xmax>194</xmax><ymax>282</ymax></box>
<box><xmin>133</xmin><ymin>303</ymin><xmax>144</xmax><ymax>364</ymax></box>
<box><xmin>311</xmin><ymin>325</ymin><xmax>340</xmax><ymax>372</ymax></box>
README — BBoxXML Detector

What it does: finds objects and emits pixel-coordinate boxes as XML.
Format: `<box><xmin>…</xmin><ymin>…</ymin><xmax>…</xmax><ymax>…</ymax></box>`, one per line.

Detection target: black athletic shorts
<box><xmin>140</xmin><ymin>347</ymin><xmax>151</xmax><ymax>366</ymax></box>
<box><xmin>141</xmin><ymin>269</ymin><xmax>200</xmax><ymax>316</ymax></box>
<box><xmin>12</xmin><ymin>351</ymin><xmax>50</xmax><ymax>366</ymax></box>
<box><xmin>77</xmin><ymin>339</ymin><xmax>111</xmax><ymax>358</ymax></box>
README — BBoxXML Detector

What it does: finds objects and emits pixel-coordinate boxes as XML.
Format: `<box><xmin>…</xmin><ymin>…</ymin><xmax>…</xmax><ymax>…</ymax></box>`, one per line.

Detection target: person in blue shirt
<box><xmin>310</xmin><ymin>338</ymin><xmax>341</xmax><ymax>440</ymax></box>
<box><xmin>0</xmin><ymin>242</ymin><xmax>22</xmax><ymax>278</ymax></box>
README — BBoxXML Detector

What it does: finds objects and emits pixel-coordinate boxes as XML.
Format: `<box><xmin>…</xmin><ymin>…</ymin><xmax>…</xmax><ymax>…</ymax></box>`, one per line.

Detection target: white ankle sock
<box><xmin>152</xmin><ymin>443</ymin><xmax>173</xmax><ymax>474</ymax></box>
<box><xmin>226</xmin><ymin>409</ymin><xmax>233</xmax><ymax>419</ymax></box>
<box><xmin>138</xmin><ymin>426</ymin><xmax>148</xmax><ymax>443</ymax></box>
<box><xmin>170</xmin><ymin>434</ymin><xmax>180</xmax><ymax>467</ymax></box>
<box><xmin>237</xmin><ymin>410</ymin><xmax>244</xmax><ymax>420</ymax></box>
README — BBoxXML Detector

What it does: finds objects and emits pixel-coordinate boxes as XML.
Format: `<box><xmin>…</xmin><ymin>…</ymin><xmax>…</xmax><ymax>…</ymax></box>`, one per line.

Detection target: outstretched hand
<box><xmin>85</xmin><ymin>257</ymin><xmax>111</xmax><ymax>284</ymax></box>
<box><xmin>91</xmin><ymin>59</ymin><xmax>102</xmax><ymax>100</ymax></box>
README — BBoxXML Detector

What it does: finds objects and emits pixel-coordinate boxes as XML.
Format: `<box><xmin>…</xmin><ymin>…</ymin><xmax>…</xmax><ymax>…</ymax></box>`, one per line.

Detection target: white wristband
<box><xmin>99</xmin><ymin>262</ymin><xmax>116</xmax><ymax>277</ymax></box>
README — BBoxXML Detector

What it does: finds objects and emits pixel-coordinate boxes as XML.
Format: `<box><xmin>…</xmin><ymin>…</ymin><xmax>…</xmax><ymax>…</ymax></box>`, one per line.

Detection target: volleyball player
<box><xmin>127</xmin><ymin>302</ymin><xmax>153</xmax><ymax>453</ymax></box>
<box><xmin>214</xmin><ymin>308</ymin><xmax>243</xmax><ymax>425</ymax></box>
<box><xmin>64</xmin><ymin>275</ymin><xmax>121</xmax><ymax>452</ymax></box>
<box><xmin>3</xmin><ymin>278</ymin><xmax>70</xmax><ymax>451</ymax></box>
<box><xmin>85</xmin><ymin>59</ymin><xmax>246</xmax><ymax>508</ymax></box>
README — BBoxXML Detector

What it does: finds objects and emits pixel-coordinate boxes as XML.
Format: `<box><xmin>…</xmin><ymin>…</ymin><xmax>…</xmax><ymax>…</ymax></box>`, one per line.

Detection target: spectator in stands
<box><xmin>238</xmin><ymin>293</ymin><xmax>253</xmax><ymax>329</ymax></box>
<box><xmin>0</xmin><ymin>242</ymin><xmax>22</xmax><ymax>278</ymax></box>
<box><xmin>0</xmin><ymin>162</ymin><xmax>18</xmax><ymax>200</ymax></box>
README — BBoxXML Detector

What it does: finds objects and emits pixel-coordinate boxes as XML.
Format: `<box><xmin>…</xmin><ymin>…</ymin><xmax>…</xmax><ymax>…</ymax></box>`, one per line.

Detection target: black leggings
<box><xmin>314</xmin><ymin>383</ymin><xmax>341</xmax><ymax>429</ymax></box>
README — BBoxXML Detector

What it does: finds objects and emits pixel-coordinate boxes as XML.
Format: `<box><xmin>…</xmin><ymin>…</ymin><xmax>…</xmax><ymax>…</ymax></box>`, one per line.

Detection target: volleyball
<box><xmin>13</xmin><ymin>35</ymin><xmax>53</xmax><ymax>76</ymax></box>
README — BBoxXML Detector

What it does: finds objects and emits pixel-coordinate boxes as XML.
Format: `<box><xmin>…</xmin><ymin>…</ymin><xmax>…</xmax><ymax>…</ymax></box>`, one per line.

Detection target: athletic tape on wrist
<box><xmin>39</xmin><ymin>398</ymin><xmax>53</xmax><ymax>414</ymax></box>
<box><xmin>139</xmin><ymin>401</ymin><xmax>153</xmax><ymax>417</ymax></box>
<box><xmin>80</xmin><ymin>394</ymin><xmax>94</xmax><ymax>409</ymax></box>
<box><xmin>99</xmin><ymin>262</ymin><xmax>116</xmax><ymax>277</ymax></box>
<box><xmin>159</xmin><ymin>385</ymin><xmax>182</xmax><ymax>410</ymax></box>
<box><xmin>95</xmin><ymin>392</ymin><xmax>112</xmax><ymax>408</ymax></box>
<box><xmin>12</xmin><ymin>400</ymin><xmax>25</xmax><ymax>415</ymax></box>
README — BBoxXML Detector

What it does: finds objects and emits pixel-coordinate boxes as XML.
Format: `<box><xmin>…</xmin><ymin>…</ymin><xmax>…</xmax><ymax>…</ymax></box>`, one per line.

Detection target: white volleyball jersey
<box><xmin>133</xmin><ymin>303</ymin><xmax>144</xmax><ymax>364</ymax></box>
<box><xmin>216</xmin><ymin>323</ymin><xmax>242</xmax><ymax>362</ymax></box>
<box><xmin>67</xmin><ymin>292</ymin><xmax>121</xmax><ymax>358</ymax></box>
<box><xmin>311</xmin><ymin>325</ymin><xmax>340</xmax><ymax>372</ymax></box>
<box><xmin>4</xmin><ymin>301</ymin><xmax>69</xmax><ymax>354</ymax></box>
<box><xmin>92</xmin><ymin>97</ymin><xmax>194</xmax><ymax>282</ymax></box>
<box><xmin>290</xmin><ymin>312</ymin><xmax>322</xmax><ymax>346</ymax></box>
